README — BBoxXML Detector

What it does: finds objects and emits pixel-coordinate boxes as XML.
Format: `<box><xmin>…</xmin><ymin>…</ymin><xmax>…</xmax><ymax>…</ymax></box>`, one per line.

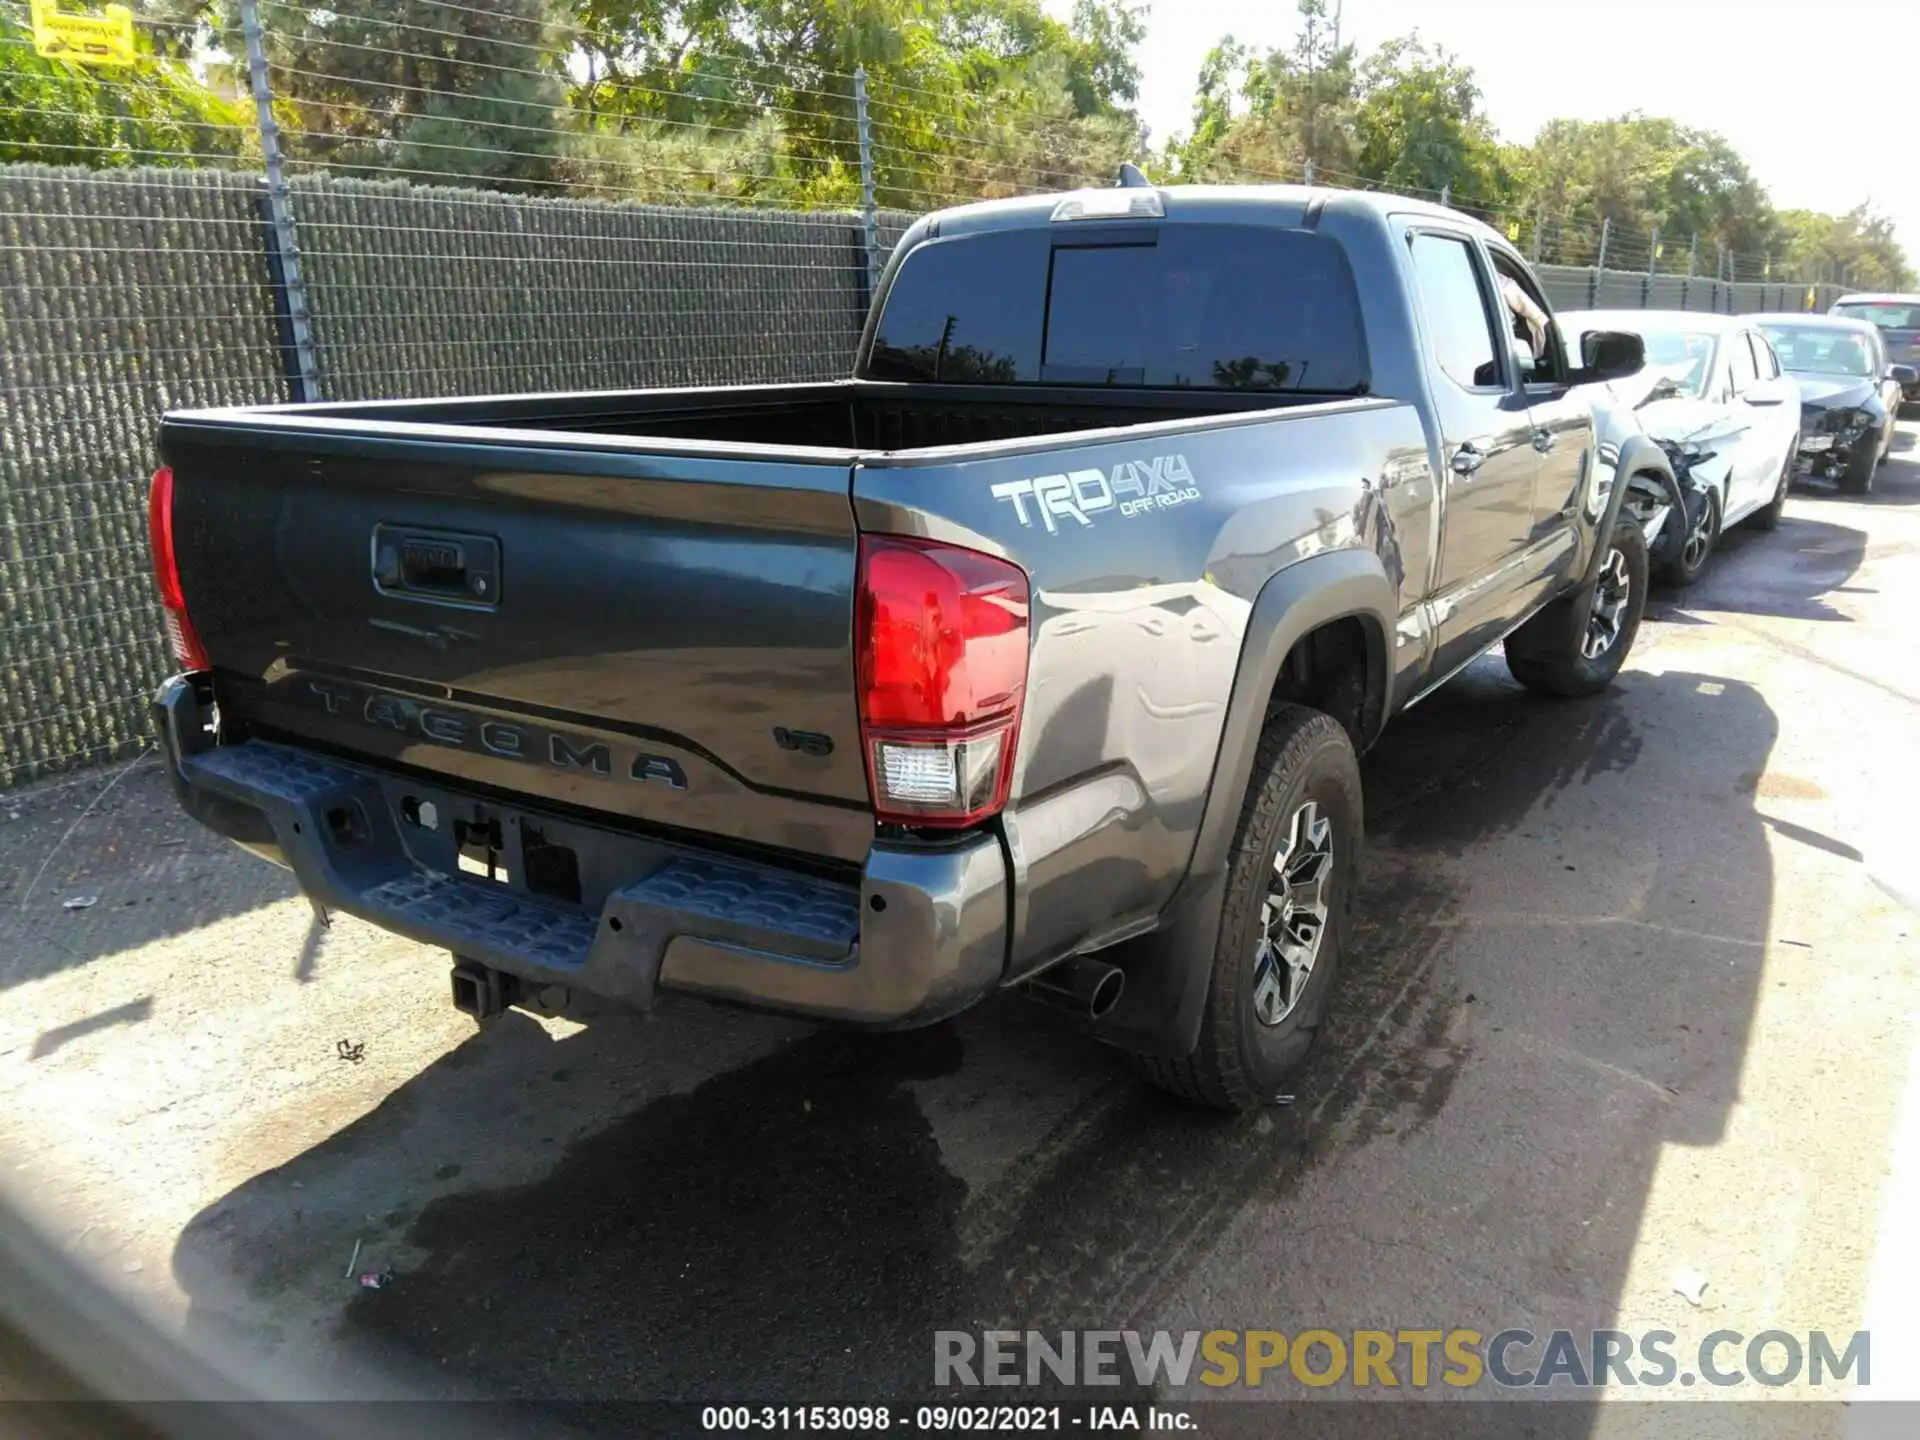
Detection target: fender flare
<box><xmin>1600</xmin><ymin>435</ymin><xmax>1678</xmax><ymax>577</ymax></box>
<box><xmin>1091</xmin><ymin>548</ymin><xmax>1397</xmax><ymax>1058</ymax></box>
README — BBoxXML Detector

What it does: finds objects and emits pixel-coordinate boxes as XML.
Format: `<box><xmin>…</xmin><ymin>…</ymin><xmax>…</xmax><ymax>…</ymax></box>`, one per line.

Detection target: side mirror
<box><xmin>1741</xmin><ymin>377</ymin><xmax>1794</xmax><ymax>407</ymax></box>
<box><xmin>1509</xmin><ymin>337</ymin><xmax>1537</xmax><ymax>381</ymax></box>
<box><xmin>1890</xmin><ymin>363</ymin><xmax>1917</xmax><ymax>386</ymax></box>
<box><xmin>1578</xmin><ymin>329</ymin><xmax>1645</xmax><ymax>383</ymax></box>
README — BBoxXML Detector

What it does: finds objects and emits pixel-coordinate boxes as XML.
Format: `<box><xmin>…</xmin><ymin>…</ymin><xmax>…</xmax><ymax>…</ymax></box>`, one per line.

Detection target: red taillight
<box><xmin>855</xmin><ymin>535</ymin><xmax>1029</xmax><ymax>828</ymax></box>
<box><xmin>147</xmin><ymin>465</ymin><xmax>210</xmax><ymax>672</ymax></box>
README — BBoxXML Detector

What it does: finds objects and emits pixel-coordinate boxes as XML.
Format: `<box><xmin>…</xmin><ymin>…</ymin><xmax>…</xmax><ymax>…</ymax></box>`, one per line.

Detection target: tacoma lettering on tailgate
<box><xmin>304</xmin><ymin>680</ymin><xmax>689</xmax><ymax>788</ymax></box>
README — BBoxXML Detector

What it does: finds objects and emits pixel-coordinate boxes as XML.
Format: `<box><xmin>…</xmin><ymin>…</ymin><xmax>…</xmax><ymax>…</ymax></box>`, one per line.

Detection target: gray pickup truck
<box><xmin>150</xmin><ymin>181</ymin><xmax>1668</xmax><ymax>1110</ymax></box>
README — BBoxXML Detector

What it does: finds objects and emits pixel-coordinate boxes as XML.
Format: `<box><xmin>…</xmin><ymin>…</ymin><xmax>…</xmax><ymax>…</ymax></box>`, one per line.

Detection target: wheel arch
<box><xmin>1089</xmin><ymin>547</ymin><xmax>1395</xmax><ymax>1059</ymax></box>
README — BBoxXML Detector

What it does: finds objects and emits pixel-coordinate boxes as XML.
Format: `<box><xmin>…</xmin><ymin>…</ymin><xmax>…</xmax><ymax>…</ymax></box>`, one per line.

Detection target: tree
<box><xmin>1520</xmin><ymin>115</ymin><xmax>1782</xmax><ymax>268</ymax></box>
<box><xmin>1167</xmin><ymin>0</ymin><xmax>1357</xmax><ymax>184</ymax></box>
<box><xmin>0</xmin><ymin>7</ymin><xmax>249</xmax><ymax>168</ymax></box>
<box><xmin>250</xmin><ymin>0</ymin><xmax>570</xmax><ymax>191</ymax></box>
<box><xmin>1351</xmin><ymin>35</ymin><xmax>1514</xmax><ymax>214</ymax></box>
<box><xmin>568</xmin><ymin>0</ymin><xmax>1147</xmax><ymax>210</ymax></box>
<box><xmin>1776</xmin><ymin>205</ymin><xmax>1915</xmax><ymax>291</ymax></box>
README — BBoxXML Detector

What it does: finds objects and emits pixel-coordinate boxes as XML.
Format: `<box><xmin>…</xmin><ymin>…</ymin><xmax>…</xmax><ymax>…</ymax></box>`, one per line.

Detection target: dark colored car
<box><xmin>1754</xmin><ymin>313</ymin><xmax>1914</xmax><ymax>495</ymax></box>
<box><xmin>1830</xmin><ymin>293</ymin><xmax>1920</xmax><ymax>408</ymax></box>
<box><xmin>148</xmin><ymin>182</ymin><xmax>1666</xmax><ymax>1112</ymax></box>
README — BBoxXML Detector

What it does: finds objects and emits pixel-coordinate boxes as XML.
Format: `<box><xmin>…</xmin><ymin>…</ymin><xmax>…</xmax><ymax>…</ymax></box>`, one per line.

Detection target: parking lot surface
<box><xmin>3</xmin><ymin>424</ymin><xmax>1918</xmax><ymax>1419</ymax></box>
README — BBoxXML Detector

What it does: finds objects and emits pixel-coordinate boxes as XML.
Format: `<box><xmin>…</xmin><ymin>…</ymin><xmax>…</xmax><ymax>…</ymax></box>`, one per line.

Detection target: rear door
<box><xmin>1719</xmin><ymin>329</ymin><xmax>1769</xmax><ymax>516</ymax></box>
<box><xmin>1734</xmin><ymin>330</ymin><xmax>1798</xmax><ymax>513</ymax></box>
<box><xmin>1404</xmin><ymin>228</ymin><xmax>1541</xmax><ymax>677</ymax></box>
<box><xmin>162</xmin><ymin>422</ymin><xmax>876</xmax><ymax>864</ymax></box>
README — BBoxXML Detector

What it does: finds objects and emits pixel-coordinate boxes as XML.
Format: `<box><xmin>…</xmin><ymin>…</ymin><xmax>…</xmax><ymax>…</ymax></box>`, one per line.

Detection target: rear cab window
<box><xmin>866</xmin><ymin>223</ymin><xmax>1370</xmax><ymax>394</ymax></box>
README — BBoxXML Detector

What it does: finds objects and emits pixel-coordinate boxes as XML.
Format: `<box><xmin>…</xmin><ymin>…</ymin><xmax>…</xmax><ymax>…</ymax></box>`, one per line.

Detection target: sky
<box><xmin>1052</xmin><ymin>0</ymin><xmax>1918</xmax><ymax>276</ymax></box>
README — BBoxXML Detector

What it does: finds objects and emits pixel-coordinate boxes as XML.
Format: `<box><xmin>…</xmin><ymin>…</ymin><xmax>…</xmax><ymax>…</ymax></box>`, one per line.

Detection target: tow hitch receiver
<box><xmin>450</xmin><ymin>960</ymin><xmax>519</xmax><ymax>1020</ymax></box>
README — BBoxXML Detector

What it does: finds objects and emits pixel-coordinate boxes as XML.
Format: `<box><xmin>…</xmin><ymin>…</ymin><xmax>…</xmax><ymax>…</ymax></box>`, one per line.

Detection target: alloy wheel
<box><xmin>1681</xmin><ymin>493</ymin><xmax>1718</xmax><ymax>572</ymax></box>
<box><xmin>1583</xmin><ymin>546</ymin><xmax>1631</xmax><ymax>660</ymax></box>
<box><xmin>1252</xmin><ymin>800</ymin><xmax>1335</xmax><ymax>1027</ymax></box>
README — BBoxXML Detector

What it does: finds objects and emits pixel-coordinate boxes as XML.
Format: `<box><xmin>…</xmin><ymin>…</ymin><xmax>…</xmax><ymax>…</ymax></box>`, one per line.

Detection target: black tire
<box><xmin>1747</xmin><ymin>439</ymin><xmax>1796</xmax><ymax>533</ymax></box>
<box><xmin>1837</xmin><ymin>436</ymin><xmax>1876</xmax><ymax>495</ymax></box>
<box><xmin>1656</xmin><ymin>485</ymin><xmax>1719</xmax><ymax>586</ymax></box>
<box><xmin>1129</xmin><ymin>705</ymin><xmax>1362</xmax><ymax>1113</ymax></box>
<box><xmin>1504</xmin><ymin>518</ymin><xmax>1649</xmax><ymax>699</ymax></box>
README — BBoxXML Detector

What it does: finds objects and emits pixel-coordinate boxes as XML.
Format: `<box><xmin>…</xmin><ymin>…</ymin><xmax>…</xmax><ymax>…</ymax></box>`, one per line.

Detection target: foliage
<box><xmin>1524</xmin><ymin>115</ymin><xmax>1777</xmax><ymax>264</ymax></box>
<box><xmin>1165</xmin><ymin>2</ymin><xmax>1911</xmax><ymax>285</ymax></box>
<box><xmin>3</xmin><ymin>0</ymin><xmax>1909</xmax><ymax>284</ymax></box>
<box><xmin>1775</xmin><ymin>205</ymin><xmax>1914</xmax><ymax>292</ymax></box>
<box><xmin>0</xmin><ymin>7</ymin><xmax>249</xmax><ymax>168</ymax></box>
<box><xmin>1168</xmin><ymin>0</ymin><xmax>1357</xmax><ymax>184</ymax></box>
<box><xmin>1351</xmin><ymin>36</ymin><xmax>1515</xmax><ymax>216</ymax></box>
<box><xmin>566</xmin><ymin>0</ymin><xmax>1147</xmax><ymax>210</ymax></box>
<box><xmin>249</xmin><ymin>0</ymin><xmax>571</xmax><ymax>191</ymax></box>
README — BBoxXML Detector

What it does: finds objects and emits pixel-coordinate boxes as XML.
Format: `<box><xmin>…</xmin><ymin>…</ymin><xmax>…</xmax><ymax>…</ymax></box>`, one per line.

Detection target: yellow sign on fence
<box><xmin>29</xmin><ymin>1</ymin><xmax>137</xmax><ymax>67</ymax></box>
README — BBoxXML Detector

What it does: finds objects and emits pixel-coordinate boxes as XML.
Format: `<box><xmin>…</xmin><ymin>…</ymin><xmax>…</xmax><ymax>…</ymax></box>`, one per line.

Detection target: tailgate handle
<box><xmin>373</xmin><ymin>526</ymin><xmax>501</xmax><ymax>607</ymax></box>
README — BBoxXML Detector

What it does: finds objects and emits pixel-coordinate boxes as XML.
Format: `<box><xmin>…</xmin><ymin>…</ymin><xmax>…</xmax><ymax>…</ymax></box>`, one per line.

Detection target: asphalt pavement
<box><xmin>2</xmin><ymin>422</ymin><xmax>1917</xmax><ymax>1429</ymax></box>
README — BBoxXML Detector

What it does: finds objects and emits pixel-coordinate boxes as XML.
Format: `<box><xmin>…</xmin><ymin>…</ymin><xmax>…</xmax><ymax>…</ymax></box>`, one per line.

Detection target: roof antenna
<box><xmin>1116</xmin><ymin>162</ymin><xmax>1151</xmax><ymax>188</ymax></box>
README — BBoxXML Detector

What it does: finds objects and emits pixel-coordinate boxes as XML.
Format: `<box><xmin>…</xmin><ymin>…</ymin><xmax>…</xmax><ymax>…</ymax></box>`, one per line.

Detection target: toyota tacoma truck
<box><xmin>149</xmin><ymin>181</ymin><xmax>1669</xmax><ymax>1111</ymax></box>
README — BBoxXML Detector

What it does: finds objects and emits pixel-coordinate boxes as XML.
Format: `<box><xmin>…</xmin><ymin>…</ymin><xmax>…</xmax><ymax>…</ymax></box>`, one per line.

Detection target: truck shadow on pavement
<box><xmin>170</xmin><ymin>656</ymin><xmax>1783</xmax><ymax>1427</ymax></box>
<box><xmin>0</xmin><ymin>761</ymin><xmax>299</xmax><ymax>996</ymax></box>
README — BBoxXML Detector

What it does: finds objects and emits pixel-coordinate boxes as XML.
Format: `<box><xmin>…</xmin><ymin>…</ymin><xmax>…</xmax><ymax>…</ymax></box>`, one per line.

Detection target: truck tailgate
<box><xmin>160</xmin><ymin>421</ymin><xmax>875</xmax><ymax>865</ymax></box>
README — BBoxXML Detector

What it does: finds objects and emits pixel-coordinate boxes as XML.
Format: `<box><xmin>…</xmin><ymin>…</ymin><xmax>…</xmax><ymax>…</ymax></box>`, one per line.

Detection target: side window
<box><xmin>1487</xmin><ymin>250</ymin><xmax>1565</xmax><ymax>385</ymax></box>
<box><xmin>1728</xmin><ymin>331</ymin><xmax>1760</xmax><ymax>397</ymax></box>
<box><xmin>1749</xmin><ymin>332</ymin><xmax>1780</xmax><ymax>380</ymax></box>
<box><xmin>1408</xmin><ymin>232</ymin><xmax>1503</xmax><ymax>390</ymax></box>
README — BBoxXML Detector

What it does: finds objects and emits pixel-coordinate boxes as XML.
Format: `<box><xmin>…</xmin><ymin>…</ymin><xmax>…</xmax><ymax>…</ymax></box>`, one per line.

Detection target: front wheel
<box><xmin>1658</xmin><ymin>486</ymin><xmax>1719</xmax><ymax>586</ymax></box>
<box><xmin>1129</xmin><ymin>705</ymin><xmax>1362</xmax><ymax>1112</ymax></box>
<box><xmin>1838</xmin><ymin>435</ymin><xmax>1877</xmax><ymax>494</ymax></box>
<box><xmin>1504</xmin><ymin>517</ymin><xmax>1649</xmax><ymax>699</ymax></box>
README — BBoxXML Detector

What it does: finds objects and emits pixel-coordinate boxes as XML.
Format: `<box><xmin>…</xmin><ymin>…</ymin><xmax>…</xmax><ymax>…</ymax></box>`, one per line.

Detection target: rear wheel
<box><xmin>1658</xmin><ymin>486</ymin><xmax>1719</xmax><ymax>586</ymax></box>
<box><xmin>1747</xmin><ymin>440</ymin><xmax>1796</xmax><ymax>533</ymax></box>
<box><xmin>1129</xmin><ymin>705</ymin><xmax>1362</xmax><ymax>1112</ymax></box>
<box><xmin>1504</xmin><ymin>518</ymin><xmax>1648</xmax><ymax>698</ymax></box>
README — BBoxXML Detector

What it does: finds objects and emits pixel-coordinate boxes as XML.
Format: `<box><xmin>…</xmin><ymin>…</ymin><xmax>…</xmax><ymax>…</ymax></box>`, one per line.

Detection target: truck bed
<box><xmin>225</xmin><ymin>380</ymin><xmax>1335</xmax><ymax>457</ymax></box>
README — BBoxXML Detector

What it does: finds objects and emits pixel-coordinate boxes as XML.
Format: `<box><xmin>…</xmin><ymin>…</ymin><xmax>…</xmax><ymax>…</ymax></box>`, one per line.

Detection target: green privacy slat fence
<box><xmin>0</xmin><ymin>166</ymin><xmax>895</xmax><ymax>787</ymax></box>
<box><xmin>289</xmin><ymin>176</ymin><xmax>880</xmax><ymax>402</ymax></box>
<box><xmin>0</xmin><ymin>166</ymin><xmax>289</xmax><ymax>788</ymax></box>
<box><xmin>0</xmin><ymin>163</ymin><xmax>1850</xmax><ymax>789</ymax></box>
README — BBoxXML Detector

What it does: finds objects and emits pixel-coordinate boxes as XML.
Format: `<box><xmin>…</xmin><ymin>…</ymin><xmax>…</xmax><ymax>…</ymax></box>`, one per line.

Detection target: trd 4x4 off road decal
<box><xmin>990</xmin><ymin>454</ymin><xmax>1201</xmax><ymax>532</ymax></box>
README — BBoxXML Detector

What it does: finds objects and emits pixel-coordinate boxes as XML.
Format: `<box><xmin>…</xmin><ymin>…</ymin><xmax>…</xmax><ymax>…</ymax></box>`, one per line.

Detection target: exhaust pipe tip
<box><xmin>1024</xmin><ymin>957</ymin><xmax>1126</xmax><ymax>1022</ymax></box>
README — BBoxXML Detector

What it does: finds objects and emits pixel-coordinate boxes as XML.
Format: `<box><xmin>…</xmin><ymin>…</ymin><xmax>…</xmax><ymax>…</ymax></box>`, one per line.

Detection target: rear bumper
<box><xmin>154</xmin><ymin>677</ymin><xmax>1007</xmax><ymax>1027</ymax></box>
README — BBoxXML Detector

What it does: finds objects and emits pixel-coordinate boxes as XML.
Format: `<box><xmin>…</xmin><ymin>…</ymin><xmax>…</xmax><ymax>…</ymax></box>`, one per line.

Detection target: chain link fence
<box><xmin>0</xmin><ymin>1</ymin><xmax>1852</xmax><ymax>789</ymax></box>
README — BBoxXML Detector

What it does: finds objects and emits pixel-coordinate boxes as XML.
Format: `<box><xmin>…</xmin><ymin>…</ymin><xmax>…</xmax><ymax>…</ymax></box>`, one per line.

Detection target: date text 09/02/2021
<box><xmin>700</xmin><ymin>1406</ymin><xmax>1192</xmax><ymax>1432</ymax></box>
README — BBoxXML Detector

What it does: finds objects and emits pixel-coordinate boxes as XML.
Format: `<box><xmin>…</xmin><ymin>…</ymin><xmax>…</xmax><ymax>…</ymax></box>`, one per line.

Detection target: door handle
<box><xmin>1450</xmin><ymin>444</ymin><xmax>1485</xmax><ymax>476</ymax></box>
<box><xmin>1532</xmin><ymin>428</ymin><xmax>1555</xmax><ymax>454</ymax></box>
